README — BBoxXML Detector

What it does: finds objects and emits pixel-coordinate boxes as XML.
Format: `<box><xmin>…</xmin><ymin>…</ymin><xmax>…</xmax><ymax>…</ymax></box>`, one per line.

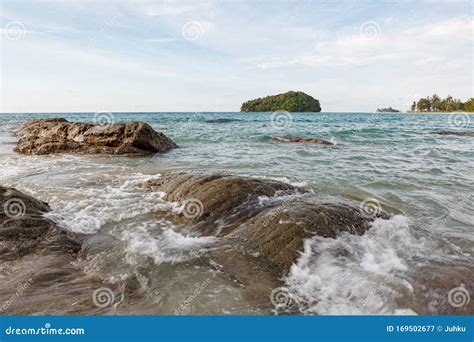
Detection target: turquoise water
<box><xmin>0</xmin><ymin>112</ymin><xmax>473</xmax><ymax>314</ymax></box>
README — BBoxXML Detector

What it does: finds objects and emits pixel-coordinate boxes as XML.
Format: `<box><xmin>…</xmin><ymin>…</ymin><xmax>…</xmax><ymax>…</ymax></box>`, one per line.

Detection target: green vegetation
<box><xmin>240</xmin><ymin>91</ymin><xmax>321</xmax><ymax>112</ymax></box>
<box><xmin>411</xmin><ymin>95</ymin><xmax>474</xmax><ymax>112</ymax></box>
<box><xmin>463</xmin><ymin>98</ymin><xmax>474</xmax><ymax>112</ymax></box>
<box><xmin>376</xmin><ymin>107</ymin><xmax>400</xmax><ymax>113</ymax></box>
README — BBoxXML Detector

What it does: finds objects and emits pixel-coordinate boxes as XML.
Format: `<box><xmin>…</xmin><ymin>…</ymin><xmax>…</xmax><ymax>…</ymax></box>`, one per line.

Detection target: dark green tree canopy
<box><xmin>240</xmin><ymin>91</ymin><xmax>321</xmax><ymax>112</ymax></box>
<box><xmin>412</xmin><ymin>94</ymin><xmax>470</xmax><ymax>112</ymax></box>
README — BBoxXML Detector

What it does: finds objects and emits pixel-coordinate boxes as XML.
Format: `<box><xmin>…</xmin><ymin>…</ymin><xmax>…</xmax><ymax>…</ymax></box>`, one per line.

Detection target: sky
<box><xmin>0</xmin><ymin>0</ymin><xmax>473</xmax><ymax>112</ymax></box>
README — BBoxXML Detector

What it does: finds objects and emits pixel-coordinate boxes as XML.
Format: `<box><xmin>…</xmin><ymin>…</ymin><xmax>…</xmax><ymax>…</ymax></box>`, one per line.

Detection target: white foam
<box><xmin>283</xmin><ymin>215</ymin><xmax>420</xmax><ymax>315</ymax></box>
<box><xmin>118</xmin><ymin>221</ymin><xmax>216</xmax><ymax>264</ymax></box>
<box><xmin>45</xmin><ymin>173</ymin><xmax>168</xmax><ymax>234</ymax></box>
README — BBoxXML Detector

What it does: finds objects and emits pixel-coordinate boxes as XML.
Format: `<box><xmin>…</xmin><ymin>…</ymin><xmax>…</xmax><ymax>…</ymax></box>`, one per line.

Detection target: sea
<box><xmin>0</xmin><ymin>112</ymin><xmax>472</xmax><ymax>315</ymax></box>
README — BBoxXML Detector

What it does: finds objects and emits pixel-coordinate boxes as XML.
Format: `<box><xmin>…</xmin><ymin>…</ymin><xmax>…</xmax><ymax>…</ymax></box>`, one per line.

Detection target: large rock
<box><xmin>0</xmin><ymin>186</ymin><xmax>79</xmax><ymax>260</ymax></box>
<box><xmin>0</xmin><ymin>186</ymin><xmax>113</xmax><ymax>314</ymax></box>
<box><xmin>141</xmin><ymin>172</ymin><xmax>298</xmax><ymax>233</ymax></box>
<box><xmin>14</xmin><ymin>118</ymin><xmax>177</xmax><ymax>155</ymax></box>
<box><xmin>226</xmin><ymin>195</ymin><xmax>381</xmax><ymax>275</ymax></box>
<box><xmin>142</xmin><ymin>172</ymin><xmax>385</xmax><ymax>279</ymax></box>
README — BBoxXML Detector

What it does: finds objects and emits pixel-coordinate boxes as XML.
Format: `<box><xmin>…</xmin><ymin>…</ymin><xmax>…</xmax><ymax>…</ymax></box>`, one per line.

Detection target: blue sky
<box><xmin>0</xmin><ymin>0</ymin><xmax>472</xmax><ymax>112</ymax></box>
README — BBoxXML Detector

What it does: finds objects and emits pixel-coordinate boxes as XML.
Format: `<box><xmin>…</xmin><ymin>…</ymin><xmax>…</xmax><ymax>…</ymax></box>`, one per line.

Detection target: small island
<box><xmin>240</xmin><ymin>91</ymin><xmax>321</xmax><ymax>112</ymax></box>
<box><xmin>410</xmin><ymin>95</ymin><xmax>474</xmax><ymax>113</ymax></box>
<box><xmin>376</xmin><ymin>107</ymin><xmax>400</xmax><ymax>113</ymax></box>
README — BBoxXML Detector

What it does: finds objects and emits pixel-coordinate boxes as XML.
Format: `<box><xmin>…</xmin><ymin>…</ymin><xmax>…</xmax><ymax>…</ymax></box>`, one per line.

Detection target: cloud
<box><xmin>249</xmin><ymin>16</ymin><xmax>472</xmax><ymax>70</ymax></box>
<box><xmin>145</xmin><ymin>37</ymin><xmax>176</xmax><ymax>43</ymax></box>
<box><xmin>134</xmin><ymin>1</ymin><xmax>197</xmax><ymax>16</ymax></box>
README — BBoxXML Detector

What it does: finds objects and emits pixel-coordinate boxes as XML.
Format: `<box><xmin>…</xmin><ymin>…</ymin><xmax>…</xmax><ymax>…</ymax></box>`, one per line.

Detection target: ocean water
<box><xmin>0</xmin><ymin>112</ymin><xmax>473</xmax><ymax>315</ymax></box>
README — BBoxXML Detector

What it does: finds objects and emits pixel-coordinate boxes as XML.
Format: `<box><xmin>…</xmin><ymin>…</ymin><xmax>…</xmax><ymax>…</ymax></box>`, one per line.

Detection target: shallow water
<box><xmin>0</xmin><ymin>112</ymin><xmax>473</xmax><ymax>315</ymax></box>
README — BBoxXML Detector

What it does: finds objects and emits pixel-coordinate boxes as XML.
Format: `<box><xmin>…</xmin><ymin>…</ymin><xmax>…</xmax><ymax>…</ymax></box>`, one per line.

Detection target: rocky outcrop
<box><xmin>273</xmin><ymin>136</ymin><xmax>335</xmax><ymax>146</ymax></box>
<box><xmin>142</xmin><ymin>172</ymin><xmax>386</xmax><ymax>280</ymax></box>
<box><xmin>0</xmin><ymin>186</ymin><xmax>113</xmax><ymax>314</ymax></box>
<box><xmin>14</xmin><ymin>118</ymin><xmax>177</xmax><ymax>155</ymax></box>
<box><xmin>141</xmin><ymin>173</ymin><xmax>298</xmax><ymax>231</ymax></box>
<box><xmin>0</xmin><ymin>186</ymin><xmax>79</xmax><ymax>261</ymax></box>
<box><xmin>434</xmin><ymin>131</ymin><xmax>474</xmax><ymax>137</ymax></box>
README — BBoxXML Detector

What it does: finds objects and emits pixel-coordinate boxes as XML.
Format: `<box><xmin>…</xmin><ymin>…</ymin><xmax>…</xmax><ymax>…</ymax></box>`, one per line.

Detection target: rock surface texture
<box><xmin>273</xmin><ymin>136</ymin><xmax>335</xmax><ymax>146</ymax></box>
<box><xmin>0</xmin><ymin>186</ymin><xmax>114</xmax><ymax>314</ymax></box>
<box><xmin>15</xmin><ymin>118</ymin><xmax>177</xmax><ymax>155</ymax></box>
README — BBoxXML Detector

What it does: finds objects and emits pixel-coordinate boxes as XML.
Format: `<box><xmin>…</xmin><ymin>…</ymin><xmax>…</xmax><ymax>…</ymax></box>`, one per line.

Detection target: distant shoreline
<box><xmin>404</xmin><ymin>112</ymin><xmax>474</xmax><ymax>115</ymax></box>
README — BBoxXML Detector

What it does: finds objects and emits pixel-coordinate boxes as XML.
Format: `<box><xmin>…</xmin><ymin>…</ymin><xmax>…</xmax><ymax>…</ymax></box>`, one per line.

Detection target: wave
<box><xmin>283</xmin><ymin>215</ymin><xmax>419</xmax><ymax>315</ymax></box>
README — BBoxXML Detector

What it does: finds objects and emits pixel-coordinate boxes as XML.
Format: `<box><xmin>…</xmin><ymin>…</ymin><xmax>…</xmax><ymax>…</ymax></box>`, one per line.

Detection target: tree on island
<box><xmin>464</xmin><ymin>98</ymin><xmax>474</xmax><ymax>112</ymax></box>
<box><xmin>412</xmin><ymin>94</ymin><xmax>470</xmax><ymax>112</ymax></box>
<box><xmin>240</xmin><ymin>91</ymin><xmax>321</xmax><ymax>112</ymax></box>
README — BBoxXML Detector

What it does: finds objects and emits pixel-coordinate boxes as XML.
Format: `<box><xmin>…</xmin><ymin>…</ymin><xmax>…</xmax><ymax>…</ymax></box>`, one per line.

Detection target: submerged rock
<box><xmin>141</xmin><ymin>172</ymin><xmax>298</xmax><ymax>229</ymax></box>
<box><xmin>0</xmin><ymin>186</ymin><xmax>114</xmax><ymax>314</ymax></box>
<box><xmin>227</xmin><ymin>195</ymin><xmax>379</xmax><ymax>275</ymax></box>
<box><xmin>434</xmin><ymin>131</ymin><xmax>474</xmax><ymax>137</ymax></box>
<box><xmin>143</xmin><ymin>172</ymin><xmax>385</xmax><ymax>280</ymax></box>
<box><xmin>273</xmin><ymin>136</ymin><xmax>335</xmax><ymax>146</ymax></box>
<box><xmin>14</xmin><ymin>118</ymin><xmax>177</xmax><ymax>155</ymax></box>
<box><xmin>0</xmin><ymin>185</ymin><xmax>79</xmax><ymax>261</ymax></box>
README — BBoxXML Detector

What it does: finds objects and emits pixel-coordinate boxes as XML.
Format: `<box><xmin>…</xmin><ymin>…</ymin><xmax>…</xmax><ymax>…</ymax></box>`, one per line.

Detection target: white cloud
<box><xmin>249</xmin><ymin>16</ymin><xmax>472</xmax><ymax>70</ymax></box>
<box><xmin>134</xmin><ymin>1</ymin><xmax>197</xmax><ymax>16</ymax></box>
<box><xmin>145</xmin><ymin>37</ymin><xmax>176</xmax><ymax>43</ymax></box>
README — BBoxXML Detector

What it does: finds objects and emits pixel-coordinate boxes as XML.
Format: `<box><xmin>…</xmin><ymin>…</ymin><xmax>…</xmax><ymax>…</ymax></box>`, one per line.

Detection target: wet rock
<box><xmin>0</xmin><ymin>186</ymin><xmax>79</xmax><ymax>260</ymax></box>
<box><xmin>273</xmin><ymin>136</ymin><xmax>335</xmax><ymax>146</ymax></box>
<box><xmin>226</xmin><ymin>195</ymin><xmax>385</xmax><ymax>276</ymax></box>
<box><xmin>143</xmin><ymin>173</ymin><xmax>385</xmax><ymax>280</ymax></box>
<box><xmin>204</xmin><ymin>118</ymin><xmax>241</xmax><ymax>123</ymax></box>
<box><xmin>0</xmin><ymin>186</ymin><xmax>111</xmax><ymax>314</ymax></box>
<box><xmin>15</xmin><ymin>118</ymin><xmax>177</xmax><ymax>155</ymax></box>
<box><xmin>141</xmin><ymin>172</ymin><xmax>298</xmax><ymax>230</ymax></box>
<box><xmin>434</xmin><ymin>131</ymin><xmax>474</xmax><ymax>137</ymax></box>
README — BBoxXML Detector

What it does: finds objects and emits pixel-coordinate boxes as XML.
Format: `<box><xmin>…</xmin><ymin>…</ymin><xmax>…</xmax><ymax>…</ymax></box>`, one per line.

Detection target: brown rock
<box><xmin>14</xmin><ymin>118</ymin><xmax>177</xmax><ymax>155</ymax></box>
<box><xmin>226</xmin><ymin>195</ymin><xmax>384</xmax><ymax>276</ymax></box>
<box><xmin>0</xmin><ymin>186</ymin><xmax>113</xmax><ymax>314</ymax></box>
<box><xmin>0</xmin><ymin>186</ymin><xmax>79</xmax><ymax>260</ymax></box>
<box><xmin>434</xmin><ymin>131</ymin><xmax>474</xmax><ymax>137</ymax></box>
<box><xmin>141</xmin><ymin>172</ymin><xmax>299</xmax><ymax>231</ymax></box>
<box><xmin>142</xmin><ymin>173</ymin><xmax>385</xmax><ymax>280</ymax></box>
<box><xmin>273</xmin><ymin>136</ymin><xmax>335</xmax><ymax>145</ymax></box>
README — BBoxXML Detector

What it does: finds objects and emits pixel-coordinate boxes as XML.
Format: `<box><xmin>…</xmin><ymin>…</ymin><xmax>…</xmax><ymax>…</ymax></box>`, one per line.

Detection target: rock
<box><xmin>273</xmin><ymin>136</ymin><xmax>335</xmax><ymax>146</ymax></box>
<box><xmin>0</xmin><ymin>186</ymin><xmax>79</xmax><ymax>260</ymax></box>
<box><xmin>226</xmin><ymin>194</ymin><xmax>383</xmax><ymax>275</ymax></box>
<box><xmin>204</xmin><ymin>118</ymin><xmax>241</xmax><ymax>123</ymax></box>
<box><xmin>434</xmin><ymin>131</ymin><xmax>474</xmax><ymax>137</ymax></box>
<box><xmin>141</xmin><ymin>172</ymin><xmax>299</xmax><ymax>233</ymax></box>
<box><xmin>14</xmin><ymin>118</ymin><xmax>178</xmax><ymax>155</ymax></box>
<box><xmin>143</xmin><ymin>172</ymin><xmax>386</xmax><ymax>280</ymax></box>
<box><xmin>0</xmin><ymin>186</ymin><xmax>111</xmax><ymax>314</ymax></box>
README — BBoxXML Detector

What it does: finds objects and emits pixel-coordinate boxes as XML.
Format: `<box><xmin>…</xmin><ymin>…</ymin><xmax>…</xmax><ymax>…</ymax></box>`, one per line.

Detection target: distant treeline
<box><xmin>411</xmin><ymin>95</ymin><xmax>474</xmax><ymax>112</ymax></box>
